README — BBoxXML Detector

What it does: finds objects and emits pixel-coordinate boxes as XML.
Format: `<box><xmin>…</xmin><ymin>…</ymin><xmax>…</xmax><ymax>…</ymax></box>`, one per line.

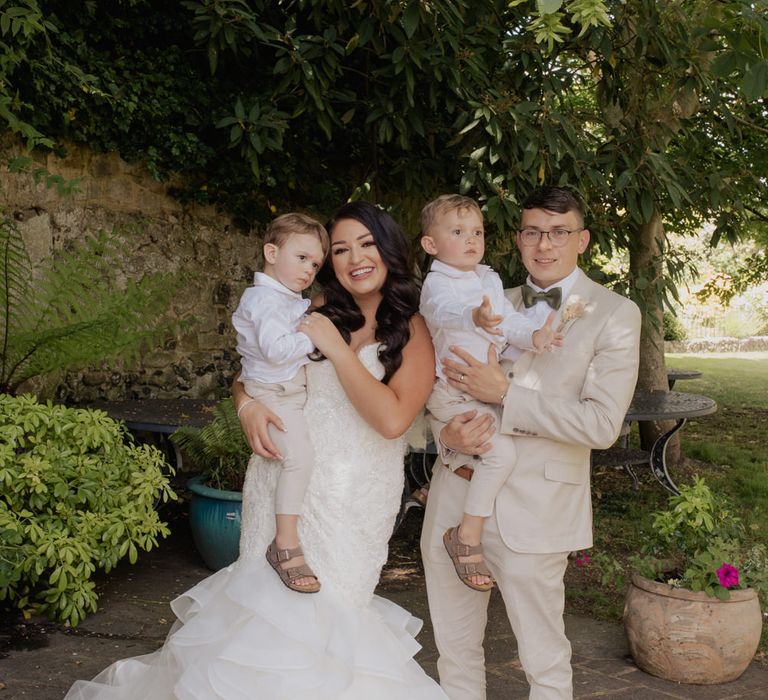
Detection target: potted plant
<box><xmin>598</xmin><ymin>477</ymin><xmax>767</xmax><ymax>684</ymax></box>
<box><xmin>170</xmin><ymin>398</ymin><xmax>252</xmax><ymax>570</ymax></box>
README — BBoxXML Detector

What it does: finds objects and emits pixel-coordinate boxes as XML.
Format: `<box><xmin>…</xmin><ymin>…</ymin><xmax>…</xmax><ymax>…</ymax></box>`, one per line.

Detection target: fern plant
<box><xmin>0</xmin><ymin>211</ymin><xmax>188</xmax><ymax>394</ymax></box>
<box><xmin>171</xmin><ymin>397</ymin><xmax>252</xmax><ymax>491</ymax></box>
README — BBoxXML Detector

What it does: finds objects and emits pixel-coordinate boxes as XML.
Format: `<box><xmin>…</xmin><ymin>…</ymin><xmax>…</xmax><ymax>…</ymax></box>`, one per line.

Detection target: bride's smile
<box><xmin>330</xmin><ymin>219</ymin><xmax>388</xmax><ymax>299</ymax></box>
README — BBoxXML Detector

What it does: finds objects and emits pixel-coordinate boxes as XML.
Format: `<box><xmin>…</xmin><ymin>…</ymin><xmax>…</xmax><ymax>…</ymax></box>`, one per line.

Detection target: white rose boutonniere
<box><xmin>557</xmin><ymin>295</ymin><xmax>593</xmax><ymax>333</ymax></box>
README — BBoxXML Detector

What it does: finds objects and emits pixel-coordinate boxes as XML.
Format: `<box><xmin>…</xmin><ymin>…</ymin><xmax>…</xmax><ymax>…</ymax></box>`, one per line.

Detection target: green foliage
<box><xmin>697</xmin><ymin>248</ymin><xmax>768</xmax><ymax>306</ymax></box>
<box><xmin>0</xmin><ymin>1</ymin><xmax>621</xmax><ymax>226</ymax></box>
<box><xmin>0</xmin><ymin>393</ymin><xmax>176</xmax><ymax>625</ymax></box>
<box><xmin>599</xmin><ymin>477</ymin><xmax>768</xmax><ymax>601</ymax></box>
<box><xmin>0</xmin><ymin>210</ymin><xmax>188</xmax><ymax>394</ymax></box>
<box><xmin>1</xmin><ymin>2</ymin><xmax>765</xmax><ymax>232</ymax></box>
<box><xmin>663</xmin><ymin>311</ymin><xmax>687</xmax><ymax>342</ymax></box>
<box><xmin>170</xmin><ymin>398</ymin><xmax>251</xmax><ymax>492</ymax></box>
<box><xmin>591</xmin><ymin>550</ymin><xmax>627</xmax><ymax>590</ymax></box>
<box><xmin>2</xmin><ymin>1</ymin><xmax>766</xmax><ymax>392</ymax></box>
<box><xmin>0</xmin><ymin>0</ymin><xmax>57</xmax><ymax>149</ymax></box>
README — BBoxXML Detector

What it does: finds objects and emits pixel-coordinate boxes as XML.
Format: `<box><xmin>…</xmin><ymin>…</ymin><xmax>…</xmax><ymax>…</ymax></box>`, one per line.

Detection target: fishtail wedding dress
<box><xmin>65</xmin><ymin>345</ymin><xmax>446</xmax><ymax>699</ymax></box>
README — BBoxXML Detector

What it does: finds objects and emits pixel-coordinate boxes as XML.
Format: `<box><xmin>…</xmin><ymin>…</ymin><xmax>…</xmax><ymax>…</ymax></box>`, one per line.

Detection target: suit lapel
<box><xmin>504</xmin><ymin>287</ymin><xmax>538</xmax><ymax>387</ymax></box>
<box><xmin>506</xmin><ymin>271</ymin><xmax>595</xmax><ymax>390</ymax></box>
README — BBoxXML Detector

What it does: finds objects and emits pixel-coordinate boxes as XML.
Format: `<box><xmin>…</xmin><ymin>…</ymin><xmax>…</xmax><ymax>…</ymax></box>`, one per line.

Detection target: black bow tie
<box><xmin>521</xmin><ymin>284</ymin><xmax>562</xmax><ymax>310</ymax></box>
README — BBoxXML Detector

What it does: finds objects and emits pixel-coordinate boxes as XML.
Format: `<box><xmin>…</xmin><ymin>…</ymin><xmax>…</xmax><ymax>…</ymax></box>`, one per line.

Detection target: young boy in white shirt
<box><xmin>232</xmin><ymin>213</ymin><xmax>329</xmax><ymax>593</ymax></box>
<box><xmin>419</xmin><ymin>194</ymin><xmax>561</xmax><ymax>591</ymax></box>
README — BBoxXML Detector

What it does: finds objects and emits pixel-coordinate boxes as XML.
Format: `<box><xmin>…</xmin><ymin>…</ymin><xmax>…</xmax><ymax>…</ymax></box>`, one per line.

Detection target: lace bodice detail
<box><xmin>239</xmin><ymin>345</ymin><xmax>408</xmax><ymax>607</ymax></box>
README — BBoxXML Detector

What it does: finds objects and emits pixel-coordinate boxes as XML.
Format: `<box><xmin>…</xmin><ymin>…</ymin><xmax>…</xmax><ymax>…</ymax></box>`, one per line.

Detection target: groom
<box><xmin>420</xmin><ymin>186</ymin><xmax>641</xmax><ymax>699</ymax></box>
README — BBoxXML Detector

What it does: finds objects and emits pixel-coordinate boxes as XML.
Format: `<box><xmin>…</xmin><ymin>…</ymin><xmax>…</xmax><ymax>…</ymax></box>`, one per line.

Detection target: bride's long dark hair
<box><xmin>314</xmin><ymin>201</ymin><xmax>420</xmax><ymax>384</ymax></box>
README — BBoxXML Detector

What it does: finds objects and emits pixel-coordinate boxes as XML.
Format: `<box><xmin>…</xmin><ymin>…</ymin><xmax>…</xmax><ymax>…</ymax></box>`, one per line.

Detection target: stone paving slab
<box><xmin>1</xmin><ymin>514</ymin><xmax>766</xmax><ymax>699</ymax></box>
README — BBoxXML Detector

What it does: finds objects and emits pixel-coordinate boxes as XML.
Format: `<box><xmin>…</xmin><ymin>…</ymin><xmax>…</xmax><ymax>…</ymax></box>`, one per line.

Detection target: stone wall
<box><xmin>666</xmin><ymin>336</ymin><xmax>768</xmax><ymax>354</ymax></box>
<box><xmin>2</xmin><ymin>142</ymin><xmax>263</xmax><ymax>401</ymax></box>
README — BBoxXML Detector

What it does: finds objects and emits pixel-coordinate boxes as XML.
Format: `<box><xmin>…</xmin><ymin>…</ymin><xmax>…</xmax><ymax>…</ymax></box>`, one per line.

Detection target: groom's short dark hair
<box><xmin>522</xmin><ymin>187</ymin><xmax>585</xmax><ymax>222</ymax></box>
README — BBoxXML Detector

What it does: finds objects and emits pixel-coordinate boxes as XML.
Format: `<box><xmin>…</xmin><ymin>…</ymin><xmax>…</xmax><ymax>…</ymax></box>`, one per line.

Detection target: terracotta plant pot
<box><xmin>624</xmin><ymin>573</ymin><xmax>762</xmax><ymax>684</ymax></box>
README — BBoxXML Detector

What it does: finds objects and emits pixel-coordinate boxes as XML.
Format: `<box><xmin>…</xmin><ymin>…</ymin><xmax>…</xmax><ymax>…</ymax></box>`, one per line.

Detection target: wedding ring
<box><xmin>459</xmin><ymin>373</ymin><xmax>465</xmax><ymax>383</ymax></box>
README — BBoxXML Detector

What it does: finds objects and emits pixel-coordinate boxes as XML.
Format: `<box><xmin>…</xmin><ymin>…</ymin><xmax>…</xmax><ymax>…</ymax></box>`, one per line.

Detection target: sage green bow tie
<box><xmin>521</xmin><ymin>284</ymin><xmax>562</xmax><ymax>310</ymax></box>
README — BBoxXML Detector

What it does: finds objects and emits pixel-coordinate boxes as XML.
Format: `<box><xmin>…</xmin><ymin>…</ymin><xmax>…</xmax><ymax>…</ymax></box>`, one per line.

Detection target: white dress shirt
<box><xmin>232</xmin><ymin>272</ymin><xmax>314</xmax><ymax>383</ymax></box>
<box><xmin>420</xmin><ymin>260</ymin><xmax>539</xmax><ymax>380</ymax></box>
<box><xmin>503</xmin><ymin>267</ymin><xmax>581</xmax><ymax>361</ymax></box>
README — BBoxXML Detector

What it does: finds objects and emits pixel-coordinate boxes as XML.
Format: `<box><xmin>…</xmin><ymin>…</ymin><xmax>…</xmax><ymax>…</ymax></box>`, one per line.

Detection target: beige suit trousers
<box><xmin>243</xmin><ymin>367</ymin><xmax>313</xmax><ymax>515</ymax></box>
<box><xmin>421</xmin><ymin>466</ymin><xmax>572</xmax><ymax>700</ymax></box>
<box><xmin>427</xmin><ymin>379</ymin><xmax>517</xmax><ymax>517</ymax></box>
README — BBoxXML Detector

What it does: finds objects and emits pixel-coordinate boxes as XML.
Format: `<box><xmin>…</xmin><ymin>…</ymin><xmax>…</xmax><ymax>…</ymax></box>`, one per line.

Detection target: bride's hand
<box><xmin>237</xmin><ymin>399</ymin><xmax>285</xmax><ymax>459</ymax></box>
<box><xmin>300</xmin><ymin>313</ymin><xmax>347</xmax><ymax>360</ymax></box>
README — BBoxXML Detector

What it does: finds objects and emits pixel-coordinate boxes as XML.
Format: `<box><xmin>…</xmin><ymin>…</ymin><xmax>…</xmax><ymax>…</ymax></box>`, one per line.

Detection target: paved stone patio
<box><xmin>2</xmin><ymin>505</ymin><xmax>766</xmax><ymax>699</ymax></box>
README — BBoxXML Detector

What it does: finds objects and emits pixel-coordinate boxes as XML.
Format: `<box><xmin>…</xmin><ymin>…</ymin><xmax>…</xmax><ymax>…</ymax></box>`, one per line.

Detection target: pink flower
<box><xmin>575</xmin><ymin>554</ymin><xmax>591</xmax><ymax>567</ymax></box>
<box><xmin>716</xmin><ymin>563</ymin><xmax>740</xmax><ymax>588</ymax></box>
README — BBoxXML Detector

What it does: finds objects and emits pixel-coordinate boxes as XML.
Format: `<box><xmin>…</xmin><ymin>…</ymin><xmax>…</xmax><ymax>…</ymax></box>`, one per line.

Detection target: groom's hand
<box><xmin>440</xmin><ymin>409</ymin><xmax>495</xmax><ymax>456</ymax></box>
<box><xmin>442</xmin><ymin>344</ymin><xmax>510</xmax><ymax>405</ymax></box>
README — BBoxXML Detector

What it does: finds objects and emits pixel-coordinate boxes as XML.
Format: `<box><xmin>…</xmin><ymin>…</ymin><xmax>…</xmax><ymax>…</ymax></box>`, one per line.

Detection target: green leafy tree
<box><xmin>1</xmin><ymin>1</ymin><xmax>610</xmax><ymax>219</ymax></box>
<box><xmin>2</xmin><ymin>1</ymin><xmax>766</xmax><ymax>445</ymax></box>
<box><xmin>446</xmin><ymin>0</ymin><xmax>767</xmax><ymax>451</ymax></box>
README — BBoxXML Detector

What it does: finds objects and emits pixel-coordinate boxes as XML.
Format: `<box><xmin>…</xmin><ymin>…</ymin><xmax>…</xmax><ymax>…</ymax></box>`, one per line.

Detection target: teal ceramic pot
<box><xmin>187</xmin><ymin>474</ymin><xmax>242</xmax><ymax>570</ymax></box>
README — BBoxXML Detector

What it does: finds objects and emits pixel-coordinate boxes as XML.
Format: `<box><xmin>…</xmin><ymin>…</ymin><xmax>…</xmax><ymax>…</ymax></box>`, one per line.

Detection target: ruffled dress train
<box><xmin>65</xmin><ymin>346</ymin><xmax>447</xmax><ymax>700</ymax></box>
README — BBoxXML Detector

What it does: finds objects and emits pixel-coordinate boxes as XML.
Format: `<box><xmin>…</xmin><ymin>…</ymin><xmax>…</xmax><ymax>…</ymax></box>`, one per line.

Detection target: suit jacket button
<box><xmin>507</xmin><ymin>371</ymin><xmax>514</xmax><ymax>378</ymax></box>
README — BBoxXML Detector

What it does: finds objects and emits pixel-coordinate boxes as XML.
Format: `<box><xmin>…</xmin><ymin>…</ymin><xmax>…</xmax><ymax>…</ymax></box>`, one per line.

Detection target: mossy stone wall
<box><xmin>2</xmin><ymin>142</ymin><xmax>263</xmax><ymax>401</ymax></box>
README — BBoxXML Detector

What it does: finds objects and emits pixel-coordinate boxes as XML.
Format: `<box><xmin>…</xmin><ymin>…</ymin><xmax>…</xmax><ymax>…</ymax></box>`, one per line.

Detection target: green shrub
<box><xmin>596</xmin><ymin>477</ymin><xmax>768</xmax><ymax>603</ymax></box>
<box><xmin>0</xmin><ymin>394</ymin><xmax>176</xmax><ymax>626</ymax></box>
<box><xmin>663</xmin><ymin>311</ymin><xmax>687</xmax><ymax>341</ymax></box>
<box><xmin>171</xmin><ymin>398</ymin><xmax>251</xmax><ymax>492</ymax></box>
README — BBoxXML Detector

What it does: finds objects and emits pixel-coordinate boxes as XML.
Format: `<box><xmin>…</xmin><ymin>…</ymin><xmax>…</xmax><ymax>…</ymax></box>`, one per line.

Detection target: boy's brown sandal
<box><xmin>442</xmin><ymin>526</ymin><xmax>495</xmax><ymax>592</ymax></box>
<box><xmin>266</xmin><ymin>539</ymin><xmax>321</xmax><ymax>594</ymax></box>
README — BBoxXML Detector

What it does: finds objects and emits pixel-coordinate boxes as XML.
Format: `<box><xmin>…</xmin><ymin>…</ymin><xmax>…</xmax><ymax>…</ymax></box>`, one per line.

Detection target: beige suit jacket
<box><xmin>436</xmin><ymin>269</ymin><xmax>641</xmax><ymax>554</ymax></box>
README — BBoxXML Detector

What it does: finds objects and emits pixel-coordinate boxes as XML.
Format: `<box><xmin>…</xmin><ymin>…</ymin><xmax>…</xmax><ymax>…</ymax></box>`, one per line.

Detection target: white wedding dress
<box><xmin>66</xmin><ymin>345</ymin><xmax>447</xmax><ymax>699</ymax></box>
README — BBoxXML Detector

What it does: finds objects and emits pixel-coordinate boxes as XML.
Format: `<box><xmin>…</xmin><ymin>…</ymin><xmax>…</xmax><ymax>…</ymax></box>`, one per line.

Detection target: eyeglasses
<box><xmin>517</xmin><ymin>228</ymin><xmax>584</xmax><ymax>247</ymax></box>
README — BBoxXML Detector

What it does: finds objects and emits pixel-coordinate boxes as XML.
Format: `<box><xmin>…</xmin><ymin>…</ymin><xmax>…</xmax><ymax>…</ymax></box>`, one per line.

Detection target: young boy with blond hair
<box><xmin>232</xmin><ymin>212</ymin><xmax>328</xmax><ymax>593</ymax></box>
<box><xmin>419</xmin><ymin>194</ymin><xmax>561</xmax><ymax>592</ymax></box>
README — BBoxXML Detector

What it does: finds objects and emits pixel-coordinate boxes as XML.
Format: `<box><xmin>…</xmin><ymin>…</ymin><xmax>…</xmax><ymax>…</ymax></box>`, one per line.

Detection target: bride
<box><xmin>65</xmin><ymin>201</ymin><xmax>445</xmax><ymax>699</ymax></box>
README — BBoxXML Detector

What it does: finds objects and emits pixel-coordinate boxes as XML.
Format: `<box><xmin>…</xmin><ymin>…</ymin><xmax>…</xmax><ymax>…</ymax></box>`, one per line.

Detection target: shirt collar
<box><xmin>252</xmin><ymin>271</ymin><xmax>304</xmax><ymax>299</ymax></box>
<box><xmin>429</xmin><ymin>258</ymin><xmax>492</xmax><ymax>280</ymax></box>
<box><xmin>526</xmin><ymin>267</ymin><xmax>581</xmax><ymax>299</ymax></box>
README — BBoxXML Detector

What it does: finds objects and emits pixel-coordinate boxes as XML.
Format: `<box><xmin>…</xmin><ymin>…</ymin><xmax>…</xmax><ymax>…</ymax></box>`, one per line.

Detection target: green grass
<box><xmin>666</xmin><ymin>352</ymin><xmax>768</xmax><ymax>520</ymax></box>
<box><xmin>567</xmin><ymin>352</ymin><xmax>768</xmax><ymax>651</ymax></box>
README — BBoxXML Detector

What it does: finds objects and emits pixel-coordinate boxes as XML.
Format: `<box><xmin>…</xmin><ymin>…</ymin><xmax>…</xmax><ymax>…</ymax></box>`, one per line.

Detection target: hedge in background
<box><xmin>0</xmin><ymin>394</ymin><xmax>176</xmax><ymax>626</ymax></box>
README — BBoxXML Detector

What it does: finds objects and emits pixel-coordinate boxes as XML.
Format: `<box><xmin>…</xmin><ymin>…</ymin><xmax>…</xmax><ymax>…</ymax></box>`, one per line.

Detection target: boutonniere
<box><xmin>557</xmin><ymin>295</ymin><xmax>593</xmax><ymax>333</ymax></box>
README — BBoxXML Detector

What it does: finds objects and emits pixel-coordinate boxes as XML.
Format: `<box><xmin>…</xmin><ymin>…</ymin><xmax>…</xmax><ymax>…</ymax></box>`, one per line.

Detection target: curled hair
<box><xmin>314</xmin><ymin>201</ymin><xmax>420</xmax><ymax>384</ymax></box>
